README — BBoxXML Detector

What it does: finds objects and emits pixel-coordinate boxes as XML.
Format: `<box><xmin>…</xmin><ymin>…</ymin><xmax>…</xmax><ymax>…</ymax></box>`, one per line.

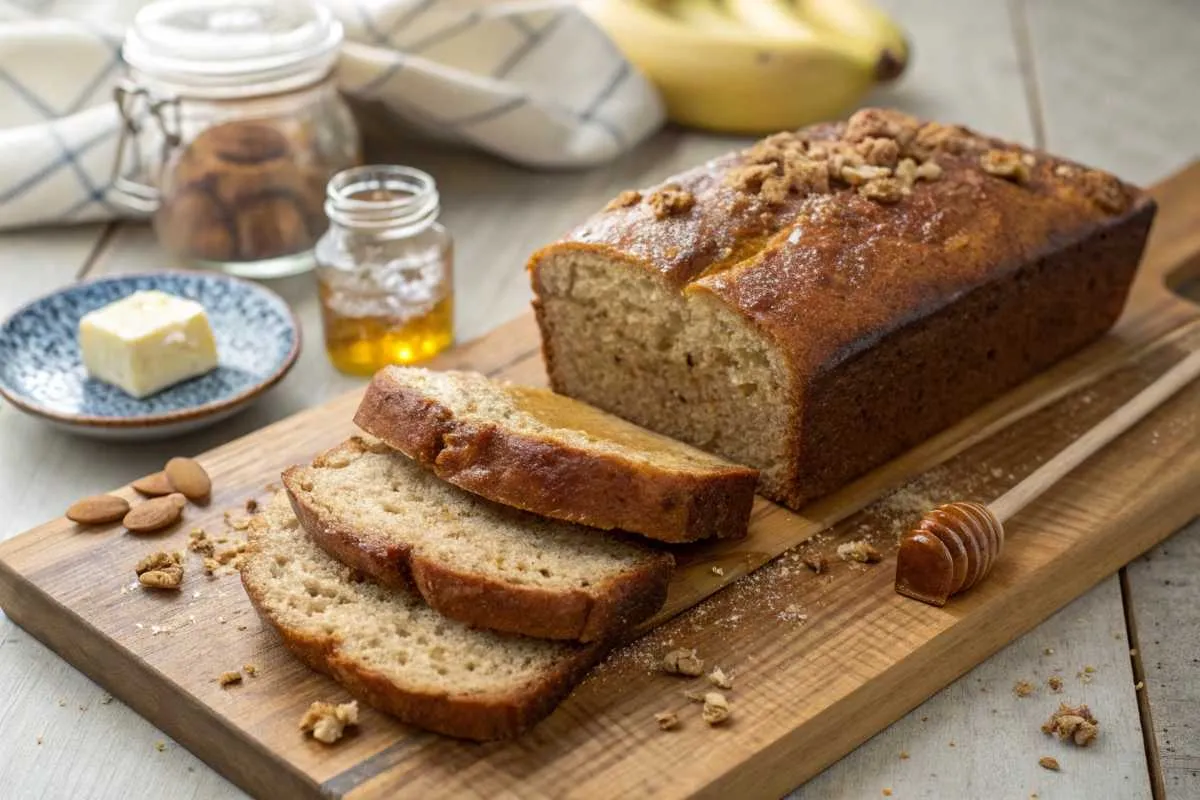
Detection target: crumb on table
<box><xmin>1014</xmin><ymin>680</ymin><xmax>1036</xmax><ymax>698</ymax></box>
<box><xmin>654</xmin><ymin>711</ymin><xmax>679</xmax><ymax>731</ymax></box>
<box><xmin>1039</xmin><ymin>755</ymin><xmax>1061</xmax><ymax>771</ymax></box>
<box><xmin>1041</xmin><ymin>703</ymin><xmax>1099</xmax><ymax>747</ymax></box>
<box><xmin>837</xmin><ymin>540</ymin><xmax>882</xmax><ymax>564</ymax></box>
<box><xmin>218</xmin><ymin>671</ymin><xmax>242</xmax><ymax>688</ymax></box>
<box><xmin>662</xmin><ymin>648</ymin><xmax>704</xmax><ymax>677</ymax></box>
<box><xmin>300</xmin><ymin>700</ymin><xmax>359</xmax><ymax>744</ymax></box>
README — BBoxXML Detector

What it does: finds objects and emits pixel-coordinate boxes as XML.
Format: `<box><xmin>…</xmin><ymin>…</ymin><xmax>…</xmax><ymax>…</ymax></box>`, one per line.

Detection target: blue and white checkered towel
<box><xmin>0</xmin><ymin>0</ymin><xmax>664</xmax><ymax>230</ymax></box>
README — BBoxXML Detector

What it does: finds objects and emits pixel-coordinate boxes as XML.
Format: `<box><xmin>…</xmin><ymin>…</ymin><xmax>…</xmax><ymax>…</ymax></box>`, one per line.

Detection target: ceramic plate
<box><xmin>0</xmin><ymin>272</ymin><xmax>301</xmax><ymax>440</ymax></box>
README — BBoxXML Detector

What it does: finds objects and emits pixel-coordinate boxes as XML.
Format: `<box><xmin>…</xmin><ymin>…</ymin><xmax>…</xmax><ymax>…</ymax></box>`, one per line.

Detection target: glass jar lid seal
<box><xmin>123</xmin><ymin>0</ymin><xmax>343</xmax><ymax>97</ymax></box>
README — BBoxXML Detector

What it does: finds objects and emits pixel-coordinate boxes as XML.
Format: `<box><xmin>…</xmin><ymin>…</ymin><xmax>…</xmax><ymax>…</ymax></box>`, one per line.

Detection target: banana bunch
<box><xmin>583</xmin><ymin>0</ymin><xmax>909</xmax><ymax>134</ymax></box>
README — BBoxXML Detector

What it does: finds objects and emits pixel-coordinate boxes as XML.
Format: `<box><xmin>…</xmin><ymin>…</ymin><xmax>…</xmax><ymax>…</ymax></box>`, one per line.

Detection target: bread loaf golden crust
<box><xmin>353</xmin><ymin>367</ymin><xmax>758</xmax><ymax>543</ymax></box>
<box><xmin>529</xmin><ymin>109</ymin><xmax>1156</xmax><ymax>508</ymax></box>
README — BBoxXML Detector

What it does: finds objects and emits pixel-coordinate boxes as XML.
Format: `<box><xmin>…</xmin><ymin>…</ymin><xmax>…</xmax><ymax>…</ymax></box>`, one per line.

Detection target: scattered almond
<box><xmin>66</xmin><ymin>494</ymin><xmax>130</xmax><ymax>525</ymax></box>
<box><xmin>1038</xmin><ymin>755</ymin><xmax>1060</xmax><ymax>771</ymax></box>
<box><xmin>654</xmin><ymin>711</ymin><xmax>680</xmax><ymax>731</ymax></box>
<box><xmin>702</xmin><ymin>691</ymin><xmax>731</xmax><ymax>725</ymax></box>
<box><xmin>662</xmin><ymin>648</ymin><xmax>704</xmax><ymax>677</ymax></box>
<box><xmin>300</xmin><ymin>700</ymin><xmax>359</xmax><ymax>744</ymax></box>
<box><xmin>124</xmin><ymin>495</ymin><xmax>185</xmax><ymax>533</ymax></box>
<box><xmin>135</xmin><ymin>551</ymin><xmax>183</xmax><ymax>590</ymax></box>
<box><xmin>165</xmin><ymin>457</ymin><xmax>211</xmax><ymax>502</ymax></box>
<box><xmin>132</xmin><ymin>472</ymin><xmax>174</xmax><ymax>497</ymax></box>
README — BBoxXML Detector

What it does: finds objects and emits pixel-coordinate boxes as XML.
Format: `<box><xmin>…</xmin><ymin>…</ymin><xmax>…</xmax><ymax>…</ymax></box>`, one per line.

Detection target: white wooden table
<box><xmin>1</xmin><ymin>1</ymin><xmax>1197</xmax><ymax>797</ymax></box>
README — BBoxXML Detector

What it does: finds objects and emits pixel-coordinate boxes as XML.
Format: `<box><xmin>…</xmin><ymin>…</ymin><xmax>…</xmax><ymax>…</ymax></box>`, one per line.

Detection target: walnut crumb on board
<box><xmin>218</xmin><ymin>671</ymin><xmax>242</xmax><ymax>687</ymax></box>
<box><xmin>1039</xmin><ymin>755</ymin><xmax>1061</xmax><ymax>771</ymax></box>
<box><xmin>647</xmin><ymin>184</ymin><xmax>695</xmax><ymax>219</ymax></box>
<box><xmin>662</xmin><ymin>649</ymin><xmax>704</xmax><ymax>677</ymax></box>
<box><xmin>300</xmin><ymin>701</ymin><xmax>359</xmax><ymax>744</ymax></box>
<box><xmin>188</xmin><ymin>528</ymin><xmax>214</xmax><ymax>556</ymax></box>
<box><xmin>837</xmin><ymin>540</ymin><xmax>882</xmax><ymax>564</ymax></box>
<box><xmin>702</xmin><ymin>692</ymin><xmax>731</xmax><ymax>726</ymax></box>
<box><xmin>136</xmin><ymin>551</ymin><xmax>184</xmax><ymax>590</ymax></box>
<box><xmin>1041</xmin><ymin>703</ymin><xmax>1099</xmax><ymax>746</ymax></box>
<box><xmin>654</xmin><ymin>711</ymin><xmax>680</xmax><ymax>731</ymax></box>
<box><xmin>708</xmin><ymin>667</ymin><xmax>733</xmax><ymax>690</ymax></box>
<box><xmin>243</xmin><ymin>664</ymin><xmax>258</xmax><ymax>677</ymax></box>
<box><xmin>1047</xmin><ymin>676</ymin><xmax>1064</xmax><ymax>693</ymax></box>
<box><xmin>802</xmin><ymin>554</ymin><xmax>827</xmax><ymax>574</ymax></box>
<box><xmin>604</xmin><ymin>190</ymin><xmax>642</xmax><ymax>211</ymax></box>
<box><xmin>1014</xmin><ymin>680</ymin><xmax>1036</xmax><ymax>698</ymax></box>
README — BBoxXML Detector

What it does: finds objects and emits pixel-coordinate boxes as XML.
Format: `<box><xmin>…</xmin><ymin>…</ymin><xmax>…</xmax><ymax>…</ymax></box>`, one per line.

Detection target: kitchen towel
<box><xmin>0</xmin><ymin>0</ymin><xmax>664</xmax><ymax>229</ymax></box>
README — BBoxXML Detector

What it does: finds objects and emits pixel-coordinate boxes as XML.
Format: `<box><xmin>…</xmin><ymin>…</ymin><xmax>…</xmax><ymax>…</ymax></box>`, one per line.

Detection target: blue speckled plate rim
<box><xmin>0</xmin><ymin>270</ymin><xmax>302</xmax><ymax>429</ymax></box>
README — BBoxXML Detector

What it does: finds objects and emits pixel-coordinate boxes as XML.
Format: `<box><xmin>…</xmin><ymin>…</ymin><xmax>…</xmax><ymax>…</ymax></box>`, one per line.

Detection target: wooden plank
<box><xmin>0</xmin><ymin>163</ymin><xmax>1198</xmax><ymax>797</ymax></box>
<box><xmin>1022</xmin><ymin>1</ymin><xmax>1200</xmax><ymax>794</ymax></box>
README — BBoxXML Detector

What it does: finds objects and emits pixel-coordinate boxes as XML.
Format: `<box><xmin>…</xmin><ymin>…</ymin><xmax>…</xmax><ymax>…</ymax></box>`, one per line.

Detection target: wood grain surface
<box><xmin>1</xmin><ymin>163</ymin><xmax>1199</xmax><ymax>799</ymax></box>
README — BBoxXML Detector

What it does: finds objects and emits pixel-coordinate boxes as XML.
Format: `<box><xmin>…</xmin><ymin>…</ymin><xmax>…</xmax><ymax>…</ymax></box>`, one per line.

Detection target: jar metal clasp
<box><xmin>109</xmin><ymin>79</ymin><xmax>182</xmax><ymax>214</ymax></box>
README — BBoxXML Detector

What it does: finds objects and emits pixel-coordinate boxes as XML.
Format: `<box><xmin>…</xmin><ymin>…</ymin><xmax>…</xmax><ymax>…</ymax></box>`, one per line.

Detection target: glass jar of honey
<box><xmin>314</xmin><ymin>165</ymin><xmax>454</xmax><ymax>375</ymax></box>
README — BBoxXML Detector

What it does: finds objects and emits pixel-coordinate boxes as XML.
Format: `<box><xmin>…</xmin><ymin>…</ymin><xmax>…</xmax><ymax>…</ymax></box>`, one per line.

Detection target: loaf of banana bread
<box><xmin>529</xmin><ymin>109</ymin><xmax>1156</xmax><ymax>509</ymax></box>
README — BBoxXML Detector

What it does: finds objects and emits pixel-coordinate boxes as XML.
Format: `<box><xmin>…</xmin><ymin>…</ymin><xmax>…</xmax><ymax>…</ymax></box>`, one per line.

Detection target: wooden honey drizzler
<box><xmin>895</xmin><ymin>347</ymin><xmax>1200</xmax><ymax>606</ymax></box>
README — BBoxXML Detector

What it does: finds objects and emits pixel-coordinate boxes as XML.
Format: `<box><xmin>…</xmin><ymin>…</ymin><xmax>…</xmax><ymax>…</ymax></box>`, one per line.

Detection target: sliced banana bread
<box><xmin>282</xmin><ymin>437</ymin><xmax>673</xmax><ymax>642</ymax></box>
<box><xmin>353</xmin><ymin>367</ymin><xmax>758</xmax><ymax>543</ymax></box>
<box><xmin>240</xmin><ymin>492</ymin><xmax>600</xmax><ymax>741</ymax></box>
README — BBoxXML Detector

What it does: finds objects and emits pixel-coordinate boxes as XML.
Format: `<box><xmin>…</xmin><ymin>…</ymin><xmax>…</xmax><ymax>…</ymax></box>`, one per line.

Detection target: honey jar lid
<box><xmin>123</xmin><ymin>0</ymin><xmax>343</xmax><ymax>97</ymax></box>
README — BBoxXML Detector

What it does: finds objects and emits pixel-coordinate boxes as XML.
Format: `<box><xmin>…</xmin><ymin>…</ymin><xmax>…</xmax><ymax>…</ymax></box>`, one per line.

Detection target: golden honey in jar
<box><xmin>314</xmin><ymin>166</ymin><xmax>454</xmax><ymax>375</ymax></box>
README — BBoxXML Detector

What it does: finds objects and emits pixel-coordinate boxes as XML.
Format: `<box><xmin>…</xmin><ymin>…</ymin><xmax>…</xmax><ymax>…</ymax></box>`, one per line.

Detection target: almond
<box><xmin>165</xmin><ymin>457</ymin><xmax>211</xmax><ymax>501</ymax></box>
<box><xmin>66</xmin><ymin>494</ymin><xmax>131</xmax><ymax>525</ymax></box>
<box><xmin>132</xmin><ymin>472</ymin><xmax>174</xmax><ymax>497</ymax></box>
<box><xmin>123</xmin><ymin>496</ymin><xmax>184</xmax><ymax>533</ymax></box>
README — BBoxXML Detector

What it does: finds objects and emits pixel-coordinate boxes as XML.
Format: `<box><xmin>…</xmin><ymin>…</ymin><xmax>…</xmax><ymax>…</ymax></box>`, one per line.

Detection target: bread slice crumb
<box><xmin>707</xmin><ymin>667</ymin><xmax>733</xmax><ymax>690</ymax></box>
<box><xmin>837</xmin><ymin>540</ymin><xmax>882</xmax><ymax>564</ymax></box>
<box><xmin>300</xmin><ymin>700</ymin><xmax>359</xmax><ymax>744</ymax></box>
<box><xmin>218</xmin><ymin>670</ymin><xmax>242</xmax><ymax>687</ymax></box>
<box><xmin>702</xmin><ymin>692</ymin><xmax>731</xmax><ymax>725</ymax></box>
<box><xmin>1041</xmin><ymin>703</ymin><xmax>1099</xmax><ymax>746</ymax></box>
<box><xmin>654</xmin><ymin>711</ymin><xmax>680</xmax><ymax>731</ymax></box>
<box><xmin>1038</xmin><ymin>755</ymin><xmax>1061</xmax><ymax>771</ymax></box>
<box><xmin>662</xmin><ymin>649</ymin><xmax>704</xmax><ymax>677</ymax></box>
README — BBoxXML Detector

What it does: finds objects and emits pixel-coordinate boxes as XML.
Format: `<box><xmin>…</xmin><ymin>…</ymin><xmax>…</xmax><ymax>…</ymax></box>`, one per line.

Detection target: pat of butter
<box><xmin>79</xmin><ymin>290</ymin><xmax>218</xmax><ymax>398</ymax></box>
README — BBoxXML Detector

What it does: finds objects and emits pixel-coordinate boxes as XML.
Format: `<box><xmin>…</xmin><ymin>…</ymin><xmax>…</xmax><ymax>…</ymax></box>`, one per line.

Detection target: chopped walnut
<box><xmin>909</xmin><ymin>122</ymin><xmax>973</xmax><ymax>159</ymax></box>
<box><xmin>856</xmin><ymin>136</ymin><xmax>901</xmax><ymax>167</ymax></box>
<box><xmin>802</xmin><ymin>554</ymin><xmax>827</xmax><ymax>574</ymax></box>
<box><xmin>187</xmin><ymin>528</ymin><xmax>214</xmax><ymax>556</ymax></box>
<box><xmin>243</xmin><ymin>664</ymin><xmax>258</xmax><ymax>677</ymax></box>
<box><xmin>859</xmin><ymin>177</ymin><xmax>907</xmax><ymax>204</ymax></box>
<box><xmin>844</xmin><ymin>108</ymin><xmax>920</xmax><ymax>149</ymax></box>
<box><xmin>727</xmin><ymin>163</ymin><xmax>778</xmax><ymax>192</ymax></box>
<box><xmin>136</xmin><ymin>551</ymin><xmax>183</xmax><ymax>590</ymax></box>
<box><xmin>1041</xmin><ymin>703</ymin><xmax>1099</xmax><ymax>747</ymax></box>
<box><xmin>604</xmin><ymin>189</ymin><xmax>642</xmax><ymax>211</ymax></box>
<box><xmin>1047</xmin><ymin>675</ymin><xmax>1064</xmax><ymax>693</ymax></box>
<box><xmin>662</xmin><ymin>648</ymin><xmax>705</xmax><ymax>677</ymax></box>
<box><xmin>980</xmin><ymin>149</ymin><xmax>1031</xmax><ymax>183</ymax></box>
<box><xmin>1014</xmin><ymin>680</ymin><xmax>1036</xmax><ymax>698</ymax></box>
<box><xmin>840</xmin><ymin>164</ymin><xmax>893</xmax><ymax>186</ymax></box>
<box><xmin>837</xmin><ymin>540</ymin><xmax>883</xmax><ymax>563</ymax></box>
<box><xmin>218</xmin><ymin>671</ymin><xmax>242</xmax><ymax>687</ymax></box>
<box><xmin>654</xmin><ymin>711</ymin><xmax>680</xmax><ymax>731</ymax></box>
<box><xmin>203</xmin><ymin>557</ymin><xmax>220</xmax><ymax>576</ymax></box>
<box><xmin>300</xmin><ymin>700</ymin><xmax>359</xmax><ymax>744</ymax></box>
<box><xmin>708</xmin><ymin>667</ymin><xmax>733</xmax><ymax>690</ymax></box>
<box><xmin>1054</xmin><ymin>164</ymin><xmax>1077</xmax><ymax>178</ymax></box>
<box><xmin>915</xmin><ymin>160</ymin><xmax>943</xmax><ymax>182</ymax></box>
<box><xmin>1078</xmin><ymin>169</ymin><xmax>1130</xmax><ymax>214</ymax></box>
<box><xmin>1039</xmin><ymin>755</ymin><xmax>1061</xmax><ymax>771</ymax></box>
<box><xmin>647</xmin><ymin>184</ymin><xmax>695</xmax><ymax>219</ymax></box>
<box><xmin>702</xmin><ymin>691</ymin><xmax>731</xmax><ymax>725</ymax></box>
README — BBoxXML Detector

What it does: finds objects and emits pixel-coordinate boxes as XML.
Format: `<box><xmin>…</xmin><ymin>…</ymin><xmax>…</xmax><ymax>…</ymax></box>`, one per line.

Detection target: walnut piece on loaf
<box><xmin>300</xmin><ymin>700</ymin><xmax>359</xmax><ymax>744</ymax></box>
<box><xmin>646</xmin><ymin>184</ymin><xmax>695</xmax><ymax>219</ymax></box>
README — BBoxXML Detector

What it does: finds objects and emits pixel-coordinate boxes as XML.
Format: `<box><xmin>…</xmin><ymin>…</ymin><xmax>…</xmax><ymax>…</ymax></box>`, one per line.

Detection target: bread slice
<box><xmin>353</xmin><ymin>366</ymin><xmax>759</xmax><ymax>543</ymax></box>
<box><xmin>282</xmin><ymin>437</ymin><xmax>673</xmax><ymax>642</ymax></box>
<box><xmin>240</xmin><ymin>492</ymin><xmax>601</xmax><ymax>741</ymax></box>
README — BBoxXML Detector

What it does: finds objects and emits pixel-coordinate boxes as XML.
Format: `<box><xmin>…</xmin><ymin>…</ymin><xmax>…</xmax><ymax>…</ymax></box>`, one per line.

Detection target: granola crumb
<box><xmin>243</xmin><ymin>664</ymin><xmax>258</xmax><ymax>677</ymax></box>
<box><xmin>604</xmin><ymin>190</ymin><xmax>642</xmax><ymax>211</ymax></box>
<box><xmin>702</xmin><ymin>691</ymin><xmax>731</xmax><ymax>726</ymax></box>
<box><xmin>300</xmin><ymin>700</ymin><xmax>359</xmax><ymax>744</ymax></box>
<box><xmin>837</xmin><ymin>540</ymin><xmax>883</xmax><ymax>564</ymax></box>
<box><xmin>218</xmin><ymin>670</ymin><xmax>242</xmax><ymax>687</ymax></box>
<box><xmin>136</xmin><ymin>551</ymin><xmax>184</xmax><ymax>590</ymax></box>
<box><xmin>1014</xmin><ymin>680</ymin><xmax>1036</xmax><ymax>698</ymax></box>
<box><xmin>1047</xmin><ymin>675</ymin><xmax>1064</xmax><ymax>693</ymax></box>
<box><xmin>662</xmin><ymin>648</ymin><xmax>705</xmax><ymax>677</ymax></box>
<box><xmin>1039</xmin><ymin>755</ymin><xmax>1061</xmax><ymax>771</ymax></box>
<box><xmin>802</xmin><ymin>554</ymin><xmax>827</xmax><ymax>574</ymax></box>
<box><xmin>708</xmin><ymin>667</ymin><xmax>733</xmax><ymax>690</ymax></box>
<box><xmin>1041</xmin><ymin>703</ymin><xmax>1100</xmax><ymax>746</ymax></box>
<box><xmin>646</xmin><ymin>184</ymin><xmax>695</xmax><ymax>220</ymax></box>
<box><xmin>654</xmin><ymin>711</ymin><xmax>680</xmax><ymax>731</ymax></box>
<box><xmin>711</xmin><ymin>566</ymin><xmax>725</xmax><ymax>576</ymax></box>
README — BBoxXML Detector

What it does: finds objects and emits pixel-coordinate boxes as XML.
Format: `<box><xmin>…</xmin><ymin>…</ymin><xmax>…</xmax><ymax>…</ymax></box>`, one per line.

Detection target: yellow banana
<box><xmin>582</xmin><ymin>0</ymin><xmax>909</xmax><ymax>135</ymax></box>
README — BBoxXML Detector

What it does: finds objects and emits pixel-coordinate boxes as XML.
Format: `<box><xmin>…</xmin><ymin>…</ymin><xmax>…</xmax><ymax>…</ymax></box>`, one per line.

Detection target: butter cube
<box><xmin>79</xmin><ymin>290</ymin><xmax>219</xmax><ymax>398</ymax></box>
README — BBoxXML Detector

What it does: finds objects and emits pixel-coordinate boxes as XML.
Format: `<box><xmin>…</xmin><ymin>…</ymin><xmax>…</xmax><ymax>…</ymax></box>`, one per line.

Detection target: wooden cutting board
<box><xmin>2</xmin><ymin>164</ymin><xmax>1199</xmax><ymax>800</ymax></box>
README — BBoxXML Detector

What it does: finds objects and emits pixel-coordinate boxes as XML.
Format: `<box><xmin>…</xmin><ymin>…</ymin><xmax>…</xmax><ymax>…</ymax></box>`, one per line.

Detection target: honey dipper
<box><xmin>896</xmin><ymin>347</ymin><xmax>1200</xmax><ymax>607</ymax></box>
